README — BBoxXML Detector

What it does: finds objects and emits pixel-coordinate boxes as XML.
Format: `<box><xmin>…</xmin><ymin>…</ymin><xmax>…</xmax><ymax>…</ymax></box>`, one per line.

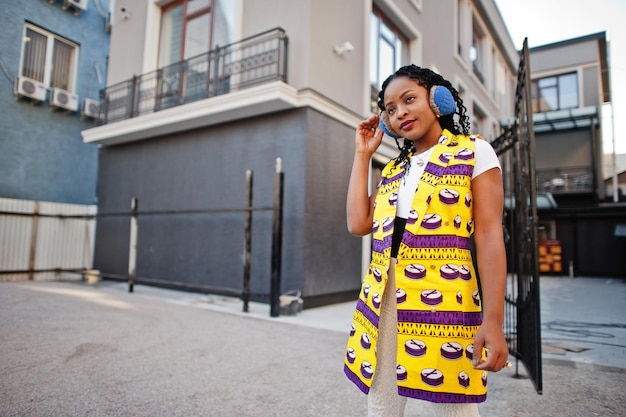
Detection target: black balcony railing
<box><xmin>98</xmin><ymin>27</ymin><xmax>288</xmax><ymax>125</ymax></box>
<box><xmin>536</xmin><ymin>166</ymin><xmax>594</xmax><ymax>194</ymax></box>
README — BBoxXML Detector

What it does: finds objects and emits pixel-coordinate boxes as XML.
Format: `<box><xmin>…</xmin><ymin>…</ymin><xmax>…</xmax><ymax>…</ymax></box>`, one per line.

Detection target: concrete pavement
<box><xmin>1</xmin><ymin>276</ymin><xmax>625</xmax><ymax>416</ymax></box>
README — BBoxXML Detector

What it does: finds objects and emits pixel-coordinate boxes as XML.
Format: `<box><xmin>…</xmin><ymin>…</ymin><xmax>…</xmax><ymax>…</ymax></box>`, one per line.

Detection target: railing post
<box><xmin>130</xmin><ymin>75</ymin><xmax>139</xmax><ymax>118</ymax></box>
<box><xmin>280</xmin><ymin>29</ymin><xmax>288</xmax><ymax>83</ymax></box>
<box><xmin>28</xmin><ymin>201</ymin><xmax>40</xmax><ymax>281</ymax></box>
<box><xmin>243</xmin><ymin>170</ymin><xmax>253</xmax><ymax>312</ymax></box>
<box><xmin>128</xmin><ymin>197</ymin><xmax>138</xmax><ymax>293</ymax></box>
<box><xmin>212</xmin><ymin>45</ymin><xmax>221</xmax><ymax>97</ymax></box>
<box><xmin>270</xmin><ymin>158</ymin><xmax>284</xmax><ymax>317</ymax></box>
<box><xmin>98</xmin><ymin>89</ymin><xmax>107</xmax><ymax>125</ymax></box>
<box><xmin>178</xmin><ymin>61</ymin><xmax>187</xmax><ymax>105</ymax></box>
<box><xmin>154</xmin><ymin>68</ymin><xmax>163</xmax><ymax>111</ymax></box>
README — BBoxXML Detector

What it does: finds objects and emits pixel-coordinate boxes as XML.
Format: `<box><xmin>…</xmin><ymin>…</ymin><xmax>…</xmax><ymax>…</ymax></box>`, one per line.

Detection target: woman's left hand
<box><xmin>472</xmin><ymin>319</ymin><xmax>509</xmax><ymax>372</ymax></box>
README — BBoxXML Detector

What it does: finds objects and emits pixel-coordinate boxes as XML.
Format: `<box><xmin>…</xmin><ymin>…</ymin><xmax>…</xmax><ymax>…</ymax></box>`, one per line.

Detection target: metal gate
<box><xmin>490</xmin><ymin>39</ymin><xmax>542</xmax><ymax>394</ymax></box>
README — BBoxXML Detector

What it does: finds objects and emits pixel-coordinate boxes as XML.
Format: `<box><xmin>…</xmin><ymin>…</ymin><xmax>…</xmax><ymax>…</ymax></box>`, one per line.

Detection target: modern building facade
<box><xmin>528</xmin><ymin>32</ymin><xmax>626</xmax><ymax>277</ymax></box>
<box><xmin>82</xmin><ymin>0</ymin><xmax>519</xmax><ymax>306</ymax></box>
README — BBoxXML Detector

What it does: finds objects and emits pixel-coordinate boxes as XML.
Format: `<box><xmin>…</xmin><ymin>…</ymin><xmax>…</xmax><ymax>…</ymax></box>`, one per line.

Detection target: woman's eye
<box><xmin>406</xmin><ymin>96</ymin><xmax>415</xmax><ymax>103</ymax></box>
<box><xmin>387</xmin><ymin>108</ymin><xmax>396</xmax><ymax>115</ymax></box>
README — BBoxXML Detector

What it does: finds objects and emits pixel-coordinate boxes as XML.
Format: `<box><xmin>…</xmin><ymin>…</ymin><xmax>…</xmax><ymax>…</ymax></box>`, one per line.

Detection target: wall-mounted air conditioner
<box><xmin>50</xmin><ymin>88</ymin><xmax>79</xmax><ymax>112</ymax></box>
<box><xmin>81</xmin><ymin>98</ymin><xmax>101</xmax><ymax>119</ymax></box>
<box><xmin>62</xmin><ymin>0</ymin><xmax>88</xmax><ymax>15</ymax></box>
<box><xmin>14</xmin><ymin>76</ymin><xmax>47</xmax><ymax>103</ymax></box>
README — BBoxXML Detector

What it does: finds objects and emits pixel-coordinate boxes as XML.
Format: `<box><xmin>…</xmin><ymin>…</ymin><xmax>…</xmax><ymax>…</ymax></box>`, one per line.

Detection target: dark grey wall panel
<box><xmin>95</xmin><ymin>109</ymin><xmax>305</xmax><ymax>297</ymax></box>
<box><xmin>94</xmin><ymin>107</ymin><xmax>364</xmax><ymax>303</ymax></box>
<box><xmin>302</xmin><ymin>109</ymin><xmax>362</xmax><ymax>297</ymax></box>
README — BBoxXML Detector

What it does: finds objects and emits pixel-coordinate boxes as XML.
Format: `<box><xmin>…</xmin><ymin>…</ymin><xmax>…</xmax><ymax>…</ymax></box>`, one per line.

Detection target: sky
<box><xmin>494</xmin><ymin>0</ymin><xmax>626</xmax><ymax>155</ymax></box>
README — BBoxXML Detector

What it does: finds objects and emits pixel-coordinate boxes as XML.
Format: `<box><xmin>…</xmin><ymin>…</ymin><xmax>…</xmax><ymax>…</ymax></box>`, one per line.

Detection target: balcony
<box><xmin>536</xmin><ymin>166</ymin><xmax>594</xmax><ymax>194</ymax></box>
<box><xmin>98</xmin><ymin>28</ymin><xmax>288</xmax><ymax>125</ymax></box>
<box><xmin>532</xmin><ymin>107</ymin><xmax>599</xmax><ymax>133</ymax></box>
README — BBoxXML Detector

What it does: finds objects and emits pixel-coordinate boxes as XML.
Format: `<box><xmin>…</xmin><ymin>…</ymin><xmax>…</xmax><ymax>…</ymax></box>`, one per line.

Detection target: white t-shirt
<box><xmin>396</xmin><ymin>139</ymin><xmax>500</xmax><ymax>219</ymax></box>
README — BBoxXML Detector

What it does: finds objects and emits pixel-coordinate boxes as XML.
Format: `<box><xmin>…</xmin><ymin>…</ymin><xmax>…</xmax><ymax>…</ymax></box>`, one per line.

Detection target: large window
<box><xmin>532</xmin><ymin>72</ymin><xmax>579</xmax><ymax>113</ymax></box>
<box><xmin>470</xmin><ymin>16</ymin><xmax>485</xmax><ymax>84</ymax></box>
<box><xmin>369</xmin><ymin>7</ymin><xmax>407</xmax><ymax>113</ymax></box>
<box><xmin>158</xmin><ymin>0</ymin><xmax>235</xmax><ymax>68</ymax></box>
<box><xmin>20</xmin><ymin>24</ymin><xmax>78</xmax><ymax>91</ymax></box>
<box><xmin>159</xmin><ymin>0</ymin><xmax>211</xmax><ymax>67</ymax></box>
<box><xmin>156</xmin><ymin>0</ymin><xmax>236</xmax><ymax>108</ymax></box>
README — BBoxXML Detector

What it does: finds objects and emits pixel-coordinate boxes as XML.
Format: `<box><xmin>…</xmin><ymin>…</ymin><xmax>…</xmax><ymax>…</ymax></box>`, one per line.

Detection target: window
<box><xmin>160</xmin><ymin>0</ymin><xmax>211</xmax><ymax>67</ymax></box>
<box><xmin>470</xmin><ymin>17</ymin><xmax>485</xmax><ymax>84</ymax></box>
<box><xmin>156</xmin><ymin>0</ymin><xmax>236</xmax><ymax>106</ymax></box>
<box><xmin>158</xmin><ymin>0</ymin><xmax>235</xmax><ymax>68</ymax></box>
<box><xmin>20</xmin><ymin>24</ymin><xmax>78</xmax><ymax>91</ymax></box>
<box><xmin>532</xmin><ymin>72</ymin><xmax>579</xmax><ymax>113</ymax></box>
<box><xmin>369</xmin><ymin>7</ymin><xmax>408</xmax><ymax>113</ymax></box>
<box><xmin>473</xmin><ymin>102</ymin><xmax>487</xmax><ymax>135</ymax></box>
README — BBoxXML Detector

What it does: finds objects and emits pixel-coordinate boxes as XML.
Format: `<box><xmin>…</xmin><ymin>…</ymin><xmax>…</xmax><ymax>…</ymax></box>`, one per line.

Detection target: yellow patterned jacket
<box><xmin>344</xmin><ymin>129</ymin><xmax>489</xmax><ymax>403</ymax></box>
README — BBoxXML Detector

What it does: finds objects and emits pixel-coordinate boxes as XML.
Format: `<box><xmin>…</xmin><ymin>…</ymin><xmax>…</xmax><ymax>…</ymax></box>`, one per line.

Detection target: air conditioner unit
<box><xmin>81</xmin><ymin>98</ymin><xmax>101</xmax><ymax>119</ymax></box>
<box><xmin>50</xmin><ymin>87</ymin><xmax>79</xmax><ymax>112</ymax></box>
<box><xmin>14</xmin><ymin>76</ymin><xmax>47</xmax><ymax>103</ymax></box>
<box><xmin>62</xmin><ymin>0</ymin><xmax>88</xmax><ymax>15</ymax></box>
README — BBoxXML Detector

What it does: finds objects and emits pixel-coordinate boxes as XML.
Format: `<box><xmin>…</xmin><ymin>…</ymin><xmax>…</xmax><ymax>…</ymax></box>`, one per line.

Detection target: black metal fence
<box><xmin>121</xmin><ymin>160</ymin><xmax>285</xmax><ymax>316</ymax></box>
<box><xmin>0</xmin><ymin>163</ymin><xmax>287</xmax><ymax>317</ymax></box>
<box><xmin>99</xmin><ymin>27</ymin><xmax>288</xmax><ymax>125</ymax></box>
<box><xmin>490</xmin><ymin>39</ymin><xmax>542</xmax><ymax>394</ymax></box>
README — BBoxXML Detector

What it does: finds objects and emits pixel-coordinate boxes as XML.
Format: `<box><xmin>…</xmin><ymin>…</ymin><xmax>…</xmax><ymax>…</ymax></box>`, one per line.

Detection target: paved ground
<box><xmin>1</xmin><ymin>276</ymin><xmax>625</xmax><ymax>416</ymax></box>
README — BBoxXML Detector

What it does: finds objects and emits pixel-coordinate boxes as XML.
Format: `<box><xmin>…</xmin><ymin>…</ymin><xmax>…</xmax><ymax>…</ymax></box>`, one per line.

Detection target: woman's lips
<box><xmin>400</xmin><ymin>120</ymin><xmax>415</xmax><ymax>131</ymax></box>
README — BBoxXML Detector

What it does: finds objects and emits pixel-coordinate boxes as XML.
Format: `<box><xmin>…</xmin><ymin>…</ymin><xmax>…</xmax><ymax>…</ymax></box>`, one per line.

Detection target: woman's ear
<box><xmin>429</xmin><ymin>85</ymin><xmax>456</xmax><ymax>118</ymax></box>
<box><xmin>379</xmin><ymin>111</ymin><xmax>402</xmax><ymax>139</ymax></box>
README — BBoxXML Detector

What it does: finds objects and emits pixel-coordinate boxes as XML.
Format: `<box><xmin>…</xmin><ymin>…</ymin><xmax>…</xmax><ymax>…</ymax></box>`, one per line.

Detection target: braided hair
<box><xmin>377</xmin><ymin>64</ymin><xmax>470</xmax><ymax>168</ymax></box>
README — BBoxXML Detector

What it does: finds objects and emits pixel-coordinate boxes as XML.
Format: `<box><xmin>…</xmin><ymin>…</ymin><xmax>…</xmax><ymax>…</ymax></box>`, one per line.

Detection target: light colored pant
<box><xmin>367</xmin><ymin>259</ymin><xmax>481</xmax><ymax>417</ymax></box>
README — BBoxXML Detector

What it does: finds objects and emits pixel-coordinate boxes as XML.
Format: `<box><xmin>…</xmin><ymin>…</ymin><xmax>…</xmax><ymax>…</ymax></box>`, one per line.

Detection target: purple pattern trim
<box><xmin>444</xmin><ymin>164</ymin><xmax>474</xmax><ymax>176</ymax></box>
<box><xmin>356</xmin><ymin>298</ymin><xmax>380</xmax><ymax>327</ymax></box>
<box><xmin>424</xmin><ymin>163</ymin><xmax>474</xmax><ymax>177</ymax></box>
<box><xmin>344</xmin><ymin>365</ymin><xmax>370</xmax><ymax>394</ymax></box>
<box><xmin>372</xmin><ymin>235</ymin><xmax>393</xmax><ymax>253</ymax></box>
<box><xmin>402</xmin><ymin>233</ymin><xmax>470</xmax><ymax>249</ymax></box>
<box><xmin>398</xmin><ymin>386</ymin><xmax>486</xmax><ymax>403</ymax></box>
<box><xmin>424</xmin><ymin>163</ymin><xmax>445</xmax><ymax>177</ymax></box>
<box><xmin>397</xmin><ymin>310</ymin><xmax>483</xmax><ymax>326</ymax></box>
<box><xmin>380</xmin><ymin>171</ymin><xmax>404</xmax><ymax>186</ymax></box>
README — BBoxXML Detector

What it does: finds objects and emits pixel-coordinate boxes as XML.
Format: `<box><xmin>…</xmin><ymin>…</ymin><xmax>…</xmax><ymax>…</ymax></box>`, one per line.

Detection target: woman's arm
<box><xmin>470</xmin><ymin>167</ymin><xmax>509</xmax><ymax>371</ymax></box>
<box><xmin>346</xmin><ymin>115</ymin><xmax>384</xmax><ymax>236</ymax></box>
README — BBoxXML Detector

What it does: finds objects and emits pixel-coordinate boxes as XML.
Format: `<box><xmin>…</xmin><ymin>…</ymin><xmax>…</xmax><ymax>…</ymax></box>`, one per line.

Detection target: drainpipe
<box><xmin>607</xmin><ymin>44</ymin><xmax>619</xmax><ymax>202</ymax></box>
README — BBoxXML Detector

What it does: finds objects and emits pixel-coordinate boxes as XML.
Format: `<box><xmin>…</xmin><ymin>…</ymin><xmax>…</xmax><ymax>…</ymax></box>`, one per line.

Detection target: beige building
<box><xmin>82</xmin><ymin>0</ymin><xmax>518</xmax><ymax>305</ymax></box>
<box><xmin>528</xmin><ymin>32</ymin><xmax>626</xmax><ymax>278</ymax></box>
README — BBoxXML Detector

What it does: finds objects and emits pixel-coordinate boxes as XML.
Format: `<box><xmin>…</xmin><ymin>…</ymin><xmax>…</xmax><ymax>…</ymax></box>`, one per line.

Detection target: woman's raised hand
<box><xmin>355</xmin><ymin>115</ymin><xmax>384</xmax><ymax>156</ymax></box>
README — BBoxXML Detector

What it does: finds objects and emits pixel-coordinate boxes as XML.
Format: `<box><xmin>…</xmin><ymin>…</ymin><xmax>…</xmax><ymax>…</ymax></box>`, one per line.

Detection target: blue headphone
<box><xmin>379</xmin><ymin>85</ymin><xmax>456</xmax><ymax>139</ymax></box>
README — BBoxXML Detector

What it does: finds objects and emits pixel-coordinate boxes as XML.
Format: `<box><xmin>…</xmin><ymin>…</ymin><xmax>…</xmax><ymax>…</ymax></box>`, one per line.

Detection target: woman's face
<box><xmin>383</xmin><ymin>76</ymin><xmax>442</xmax><ymax>149</ymax></box>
